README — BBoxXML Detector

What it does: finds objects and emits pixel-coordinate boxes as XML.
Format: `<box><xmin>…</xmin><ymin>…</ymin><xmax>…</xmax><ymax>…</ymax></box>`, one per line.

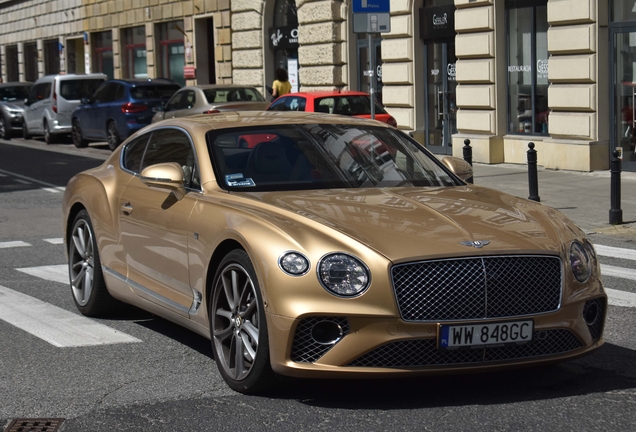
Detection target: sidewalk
<box><xmin>472</xmin><ymin>163</ymin><xmax>636</xmax><ymax>236</ymax></box>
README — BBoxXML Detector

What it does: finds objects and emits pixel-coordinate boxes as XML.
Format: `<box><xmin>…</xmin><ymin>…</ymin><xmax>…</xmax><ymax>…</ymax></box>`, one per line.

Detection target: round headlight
<box><xmin>279</xmin><ymin>252</ymin><xmax>310</xmax><ymax>276</ymax></box>
<box><xmin>318</xmin><ymin>253</ymin><xmax>370</xmax><ymax>297</ymax></box>
<box><xmin>570</xmin><ymin>241</ymin><xmax>591</xmax><ymax>283</ymax></box>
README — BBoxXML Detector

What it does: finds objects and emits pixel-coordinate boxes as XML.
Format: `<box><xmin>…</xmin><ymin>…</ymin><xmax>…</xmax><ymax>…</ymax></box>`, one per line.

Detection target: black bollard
<box><xmin>463</xmin><ymin>139</ymin><xmax>473</xmax><ymax>184</ymax></box>
<box><xmin>609</xmin><ymin>150</ymin><xmax>623</xmax><ymax>225</ymax></box>
<box><xmin>527</xmin><ymin>142</ymin><xmax>540</xmax><ymax>202</ymax></box>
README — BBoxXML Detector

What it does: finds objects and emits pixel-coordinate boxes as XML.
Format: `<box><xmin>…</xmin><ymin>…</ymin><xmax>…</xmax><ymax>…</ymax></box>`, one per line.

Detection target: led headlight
<box><xmin>318</xmin><ymin>253</ymin><xmax>370</xmax><ymax>297</ymax></box>
<box><xmin>279</xmin><ymin>252</ymin><xmax>310</xmax><ymax>276</ymax></box>
<box><xmin>570</xmin><ymin>241</ymin><xmax>591</xmax><ymax>283</ymax></box>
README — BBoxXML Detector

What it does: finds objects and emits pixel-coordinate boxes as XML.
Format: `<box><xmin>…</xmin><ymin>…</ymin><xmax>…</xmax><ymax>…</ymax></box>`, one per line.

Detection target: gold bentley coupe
<box><xmin>63</xmin><ymin>112</ymin><xmax>606</xmax><ymax>394</ymax></box>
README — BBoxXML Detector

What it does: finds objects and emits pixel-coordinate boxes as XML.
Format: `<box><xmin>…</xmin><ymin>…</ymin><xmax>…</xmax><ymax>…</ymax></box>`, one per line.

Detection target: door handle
<box><xmin>121</xmin><ymin>202</ymin><xmax>133</xmax><ymax>215</ymax></box>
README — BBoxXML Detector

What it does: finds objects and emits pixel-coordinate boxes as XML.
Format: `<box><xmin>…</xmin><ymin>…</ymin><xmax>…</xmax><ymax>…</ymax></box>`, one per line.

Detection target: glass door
<box><xmin>357</xmin><ymin>36</ymin><xmax>383</xmax><ymax>103</ymax></box>
<box><xmin>425</xmin><ymin>41</ymin><xmax>457</xmax><ymax>154</ymax></box>
<box><xmin>611</xmin><ymin>28</ymin><xmax>636</xmax><ymax>171</ymax></box>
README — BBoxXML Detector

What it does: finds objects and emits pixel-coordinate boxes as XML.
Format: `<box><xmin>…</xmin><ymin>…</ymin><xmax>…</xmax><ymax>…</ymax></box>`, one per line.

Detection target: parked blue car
<box><xmin>71</xmin><ymin>78</ymin><xmax>180</xmax><ymax>150</ymax></box>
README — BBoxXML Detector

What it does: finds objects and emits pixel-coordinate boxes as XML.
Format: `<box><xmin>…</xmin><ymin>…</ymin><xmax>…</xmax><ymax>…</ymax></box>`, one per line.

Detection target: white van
<box><xmin>22</xmin><ymin>73</ymin><xmax>106</xmax><ymax>144</ymax></box>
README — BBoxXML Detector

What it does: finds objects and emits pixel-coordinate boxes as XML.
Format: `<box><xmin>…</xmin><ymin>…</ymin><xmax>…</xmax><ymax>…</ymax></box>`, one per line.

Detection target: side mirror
<box><xmin>24</xmin><ymin>98</ymin><xmax>31</xmax><ymax>106</ymax></box>
<box><xmin>140</xmin><ymin>162</ymin><xmax>186</xmax><ymax>200</ymax></box>
<box><xmin>442</xmin><ymin>156</ymin><xmax>474</xmax><ymax>182</ymax></box>
<box><xmin>81</xmin><ymin>97</ymin><xmax>90</xmax><ymax>104</ymax></box>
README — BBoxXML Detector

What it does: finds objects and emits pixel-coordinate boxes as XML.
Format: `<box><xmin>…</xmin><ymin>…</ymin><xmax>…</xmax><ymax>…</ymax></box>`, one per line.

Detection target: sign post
<box><xmin>352</xmin><ymin>0</ymin><xmax>391</xmax><ymax>120</ymax></box>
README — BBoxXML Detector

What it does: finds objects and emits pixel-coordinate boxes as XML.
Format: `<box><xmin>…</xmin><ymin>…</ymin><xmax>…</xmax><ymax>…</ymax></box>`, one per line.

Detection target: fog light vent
<box><xmin>291</xmin><ymin>316</ymin><xmax>349</xmax><ymax>363</ymax></box>
<box><xmin>584</xmin><ymin>298</ymin><xmax>605</xmax><ymax>341</ymax></box>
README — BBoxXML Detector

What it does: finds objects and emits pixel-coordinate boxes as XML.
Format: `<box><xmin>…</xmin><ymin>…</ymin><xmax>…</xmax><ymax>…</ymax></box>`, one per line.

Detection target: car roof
<box><xmin>148</xmin><ymin>111</ymin><xmax>390</xmax><ymax>133</ymax></box>
<box><xmin>0</xmin><ymin>82</ymin><xmax>32</xmax><ymax>88</ymax></box>
<box><xmin>283</xmin><ymin>91</ymin><xmax>369</xmax><ymax>98</ymax></box>
<box><xmin>109</xmin><ymin>78</ymin><xmax>179</xmax><ymax>86</ymax></box>
<box><xmin>181</xmin><ymin>84</ymin><xmax>259</xmax><ymax>90</ymax></box>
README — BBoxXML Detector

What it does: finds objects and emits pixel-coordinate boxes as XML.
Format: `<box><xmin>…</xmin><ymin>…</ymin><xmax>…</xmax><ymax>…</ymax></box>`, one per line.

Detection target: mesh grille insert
<box><xmin>348</xmin><ymin>329</ymin><xmax>582</xmax><ymax>368</ymax></box>
<box><xmin>392</xmin><ymin>256</ymin><xmax>562</xmax><ymax>321</ymax></box>
<box><xmin>291</xmin><ymin>316</ymin><xmax>349</xmax><ymax>363</ymax></box>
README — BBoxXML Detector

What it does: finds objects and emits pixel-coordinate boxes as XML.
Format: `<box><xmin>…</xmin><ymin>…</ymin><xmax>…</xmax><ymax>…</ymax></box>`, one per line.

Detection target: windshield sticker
<box><xmin>225</xmin><ymin>174</ymin><xmax>255</xmax><ymax>187</ymax></box>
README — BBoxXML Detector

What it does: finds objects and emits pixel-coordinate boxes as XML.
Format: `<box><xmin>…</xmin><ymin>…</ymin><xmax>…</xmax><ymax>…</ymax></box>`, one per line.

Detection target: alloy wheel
<box><xmin>69</xmin><ymin>218</ymin><xmax>95</xmax><ymax>306</ymax></box>
<box><xmin>0</xmin><ymin>117</ymin><xmax>7</xmax><ymax>139</ymax></box>
<box><xmin>211</xmin><ymin>263</ymin><xmax>261</xmax><ymax>382</ymax></box>
<box><xmin>107</xmin><ymin>122</ymin><xmax>120</xmax><ymax>150</ymax></box>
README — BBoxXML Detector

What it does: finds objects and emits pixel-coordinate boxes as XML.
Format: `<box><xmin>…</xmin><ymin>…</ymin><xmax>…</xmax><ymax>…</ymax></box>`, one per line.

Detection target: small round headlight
<box><xmin>279</xmin><ymin>252</ymin><xmax>310</xmax><ymax>276</ymax></box>
<box><xmin>318</xmin><ymin>253</ymin><xmax>370</xmax><ymax>297</ymax></box>
<box><xmin>570</xmin><ymin>241</ymin><xmax>591</xmax><ymax>283</ymax></box>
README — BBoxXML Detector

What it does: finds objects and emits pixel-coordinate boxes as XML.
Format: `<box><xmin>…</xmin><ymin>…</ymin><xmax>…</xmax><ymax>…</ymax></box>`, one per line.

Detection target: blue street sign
<box><xmin>352</xmin><ymin>0</ymin><xmax>390</xmax><ymax>14</ymax></box>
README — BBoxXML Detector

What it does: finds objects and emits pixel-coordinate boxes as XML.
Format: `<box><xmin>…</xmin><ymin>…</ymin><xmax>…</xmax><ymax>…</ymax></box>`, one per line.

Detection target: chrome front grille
<box><xmin>392</xmin><ymin>256</ymin><xmax>562</xmax><ymax>322</ymax></box>
<box><xmin>347</xmin><ymin>329</ymin><xmax>582</xmax><ymax>368</ymax></box>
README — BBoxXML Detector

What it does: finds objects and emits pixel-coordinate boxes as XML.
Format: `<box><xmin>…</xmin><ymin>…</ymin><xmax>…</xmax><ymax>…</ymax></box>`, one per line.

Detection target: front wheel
<box><xmin>209</xmin><ymin>250</ymin><xmax>276</xmax><ymax>394</ymax></box>
<box><xmin>107</xmin><ymin>121</ymin><xmax>121</xmax><ymax>151</ymax></box>
<box><xmin>72</xmin><ymin>119</ymin><xmax>89</xmax><ymax>148</ymax></box>
<box><xmin>68</xmin><ymin>210</ymin><xmax>118</xmax><ymax>316</ymax></box>
<box><xmin>22</xmin><ymin>121</ymin><xmax>31</xmax><ymax>139</ymax></box>
<box><xmin>0</xmin><ymin>116</ymin><xmax>9</xmax><ymax>140</ymax></box>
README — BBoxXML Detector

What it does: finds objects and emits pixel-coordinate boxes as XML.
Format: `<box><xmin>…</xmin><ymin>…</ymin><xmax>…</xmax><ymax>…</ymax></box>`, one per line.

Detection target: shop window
<box><xmin>23</xmin><ymin>43</ymin><xmax>38</xmax><ymax>82</ymax></box>
<box><xmin>43</xmin><ymin>39</ymin><xmax>60</xmax><ymax>75</ymax></box>
<box><xmin>156</xmin><ymin>20</ymin><xmax>185</xmax><ymax>87</ymax></box>
<box><xmin>122</xmin><ymin>26</ymin><xmax>147</xmax><ymax>79</ymax></box>
<box><xmin>91</xmin><ymin>31</ymin><xmax>113</xmax><ymax>79</ymax></box>
<box><xmin>611</xmin><ymin>0</ymin><xmax>636</xmax><ymax>22</ymax></box>
<box><xmin>506</xmin><ymin>0</ymin><xmax>548</xmax><ymax>135</ymax></box>
<box><xmin>5</xmin><ymin>45</ymin><xmax>19</xmax><ymax>82</ymax></box>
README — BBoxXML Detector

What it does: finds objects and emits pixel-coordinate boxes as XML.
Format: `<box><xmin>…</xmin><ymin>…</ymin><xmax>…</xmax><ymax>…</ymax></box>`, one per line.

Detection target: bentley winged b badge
<box><xmin>460</xmin><ymin>240</ymin><xmax>491</xmax><ymax>248</ymax></box>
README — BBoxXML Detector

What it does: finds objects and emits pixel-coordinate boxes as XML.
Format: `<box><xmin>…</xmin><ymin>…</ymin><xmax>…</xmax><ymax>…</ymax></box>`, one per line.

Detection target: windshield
<box><xmin>0</xmin><ymin>85</ymin><xmax>31</xmax><ymax>101</ymax></box>
<box><xmin>131</xmin><ymin>85</ymin><xmax>180</xmax><ymax>99</ymax></box>
<box><xmin>315</xmin><ymin>95</ymin><xmax>387</xmax><ymax>115</ymax></box>
<box><xmin>203</xmin><ymin>88</ymin><xmax>266</xmax><ymax>103</ymax></box>
<box><xmin>207</xmin><ymin>124</ymin><xmax>459</xmax><ymax>192</ymax></box>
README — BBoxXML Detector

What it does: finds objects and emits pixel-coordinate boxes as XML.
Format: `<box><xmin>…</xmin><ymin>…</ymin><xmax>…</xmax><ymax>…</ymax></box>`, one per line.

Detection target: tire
<box><xmin>72</xmin><ymin>119</ymin><xmax>89</xmax><ymax>148</ymax></box>
<box><xmin>68</xmin><ymin>210</ymin><xmax>118</xmax><ymax>317</ymax></box>
<box><xmin>0</xmin><ymin>116</ymin><xmax>9</xmax><ymax>140</ymax></box>
<box><xmin>107</xmin><ymin>121</ymin><xmax>121</xmax><ymax>151</ymax></box>
<box><xmin>44</xmin><ymin>120</ymin><xmax>56</xmax><ymax>144</ymax></box>
<box><xmin>22</xmin><ymin>121</ymin><xmax>31</xmax><ymax>139</ymax></box>
<box><xmin>209</xmin><ymin>249</ymin><xmax>276</xmax><ymax>394</ymax></box>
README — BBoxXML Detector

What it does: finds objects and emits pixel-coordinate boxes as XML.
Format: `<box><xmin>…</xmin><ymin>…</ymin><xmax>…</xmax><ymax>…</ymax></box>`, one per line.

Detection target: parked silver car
<box><xmin>0</xmin><ymin>82</ymin><xmax>32</xmax><ymax>140</ymax></box>
<box><xmin>151</xmin><ymin>85</ymin><xmax>269</xmax><ymax>123</ymax></box>
<box><xmin>22</xmin><ymin>73</ymin><xmax>106</xmax><ymax>144</ymax></box>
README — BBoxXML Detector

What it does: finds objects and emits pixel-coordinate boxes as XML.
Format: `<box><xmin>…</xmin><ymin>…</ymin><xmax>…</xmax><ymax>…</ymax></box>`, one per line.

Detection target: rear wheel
<box><xmin>68</xmin><ymin>210</ymin><xmax>118</xmax><ymax>316</ymax></box>
<box><xmin>22</xmin><ymin>121</ymin><xmax>31</xmax><ymax>139</ymax></box>
<box><xmin>0</xmin><ymin>117</ymin><xmax>9</xmax><ymax>140</ymax></box>
<box><xmin>210</xmin><ymin>249</ymin><xmax>276</xmax><ymax>394</ymax></box>
<box><xmin>107</xmin><ymin>121</ymin><xmax>121</xmax><ymax>151</ymax></box>
<box><xmin>72</xmin><ymin>119</ymin><xmax>89</xmax><ymax>148</ymax></box>
<box><xmin>44</xmin><ymin>120</ymin><xmax>56</xmax><ymax>144</ymax></box>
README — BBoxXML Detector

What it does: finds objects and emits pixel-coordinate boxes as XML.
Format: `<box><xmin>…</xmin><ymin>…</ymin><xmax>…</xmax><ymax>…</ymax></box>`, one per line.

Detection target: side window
<box><xmin>122</xmin><ymin>134</ymin><xmax>151</xmax><ymax>174</ymax></box>
<box><xmin>314</xmin><ymin>98</ymin><xmax>334</xmax><ymax>114</ymax></box>
<box><xmin>91</xmin><ymin>83</ymin><xmax>110</xmax><ymax>104</ymax></box>
<box><xmin>141</xmin><ymin>129</ymin><xmax>199</xmax><ymax>189</ymax></box>
<box><xmin>287</xmin><ymin>97</ymin><xmax>305</xmax><ymax>112</ymax></box>
<box><xmin>184</xmin><ymin>90</ymin><xmax>196</xmax><ymax>109</ymax></box>
<box><xmin>268</xmin><ymin>97</ymin><xmax>288</xmax><ymax>111</ymax></box>
<box><xmin>165</xmin><ymin>92</ymin><xmax>184</xmax><ymax>112</ymax></box>
<box><xmin>31</xmin><ymin>83</ymin><xmax>51</xmax><ymax>102</ymax></box>
<box><xmin>115</xmin><ymin>84</ymin><xmax>126</xmax><ymax>100</ymax></box>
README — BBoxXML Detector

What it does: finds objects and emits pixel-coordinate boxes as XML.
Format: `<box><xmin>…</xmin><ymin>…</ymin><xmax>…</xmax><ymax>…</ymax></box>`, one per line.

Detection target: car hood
<box><xmin>239</xmin><ymin>186</ymin><xmax>575</xmax><ymax>262</ymax></box>
<box><xmin>1</xmin><ymin>101</ymin><xmax>25</xmax><ymax>111</ymax></box>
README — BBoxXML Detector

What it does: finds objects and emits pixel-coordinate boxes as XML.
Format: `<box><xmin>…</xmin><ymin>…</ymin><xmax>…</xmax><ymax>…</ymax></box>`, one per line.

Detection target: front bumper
<box><xmin>266</xmin><ymin>296</ymin><xmax>606</xmax><ymax>378</ymax></box>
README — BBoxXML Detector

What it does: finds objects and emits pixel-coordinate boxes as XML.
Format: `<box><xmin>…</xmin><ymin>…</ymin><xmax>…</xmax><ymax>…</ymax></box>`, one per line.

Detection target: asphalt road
<box><xmin>1</xmin><ymin>138</ymin><xmax>635</xmax><ymax>431</ymax></box>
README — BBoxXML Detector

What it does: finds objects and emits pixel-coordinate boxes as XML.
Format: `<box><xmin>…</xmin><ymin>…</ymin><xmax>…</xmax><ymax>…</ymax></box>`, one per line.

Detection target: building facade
<box><xmin>0</xmin><ymin>0</ymin><xmax>633</xmax><ymax>172</ymax></box>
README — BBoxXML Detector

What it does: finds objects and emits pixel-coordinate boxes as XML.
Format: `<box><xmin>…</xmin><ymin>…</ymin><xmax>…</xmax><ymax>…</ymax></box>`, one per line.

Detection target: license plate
<box><xmin>439</xmin><ymin>320</ymin><xmax>533</xmax><ymax>349</ymax></box>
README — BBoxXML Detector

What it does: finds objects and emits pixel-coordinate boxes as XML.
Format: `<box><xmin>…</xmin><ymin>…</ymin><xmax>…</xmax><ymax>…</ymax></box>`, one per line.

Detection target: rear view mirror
<box><xmin>140</xmin><ymin>162</ymin><xmax>186</xmax><ymax>200</ymax></box>
<box><xmin>442</xmin><ymin>156</ymin><xmax>474</xmax><ymax>182</ymax></box>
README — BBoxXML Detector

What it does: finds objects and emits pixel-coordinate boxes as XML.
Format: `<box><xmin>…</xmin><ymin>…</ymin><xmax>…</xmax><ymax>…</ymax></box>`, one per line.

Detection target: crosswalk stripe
<box><xmin>0</xmin><ymin>241</ymin><xmax>31</xmax><ymax>249</ymax></box>
<box><xmin>606</xmin><ymin>288</ymin><xmax>636</xmax><ymax>308</ymax></box>
<box><xmin>595</xmin><ymin>244</ymin><xmax>636</xmax><ymax>261</ymax></box>
<box><xmin>17</xmin><ymin>265</ymin><xmax>68</xmax><ymax>284</ymax></box>
<box><xmin>0</xmin><ymin>167</ymin><xmax>64</xmax><ymax>192</ymax></box>
<box><xmin>0</xmin><ymin>285</ymin><xmax>141</xmax><ymax>347</ymax></box>
<box><xmin>43</xmin><ymin>238</ymin><xmax>64</xmax><ymax>245</ymax></box>
<box><xmin>600</xmin><ymin>264</ymin><xmax>636</xmax><ymax>282</ymax></box>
